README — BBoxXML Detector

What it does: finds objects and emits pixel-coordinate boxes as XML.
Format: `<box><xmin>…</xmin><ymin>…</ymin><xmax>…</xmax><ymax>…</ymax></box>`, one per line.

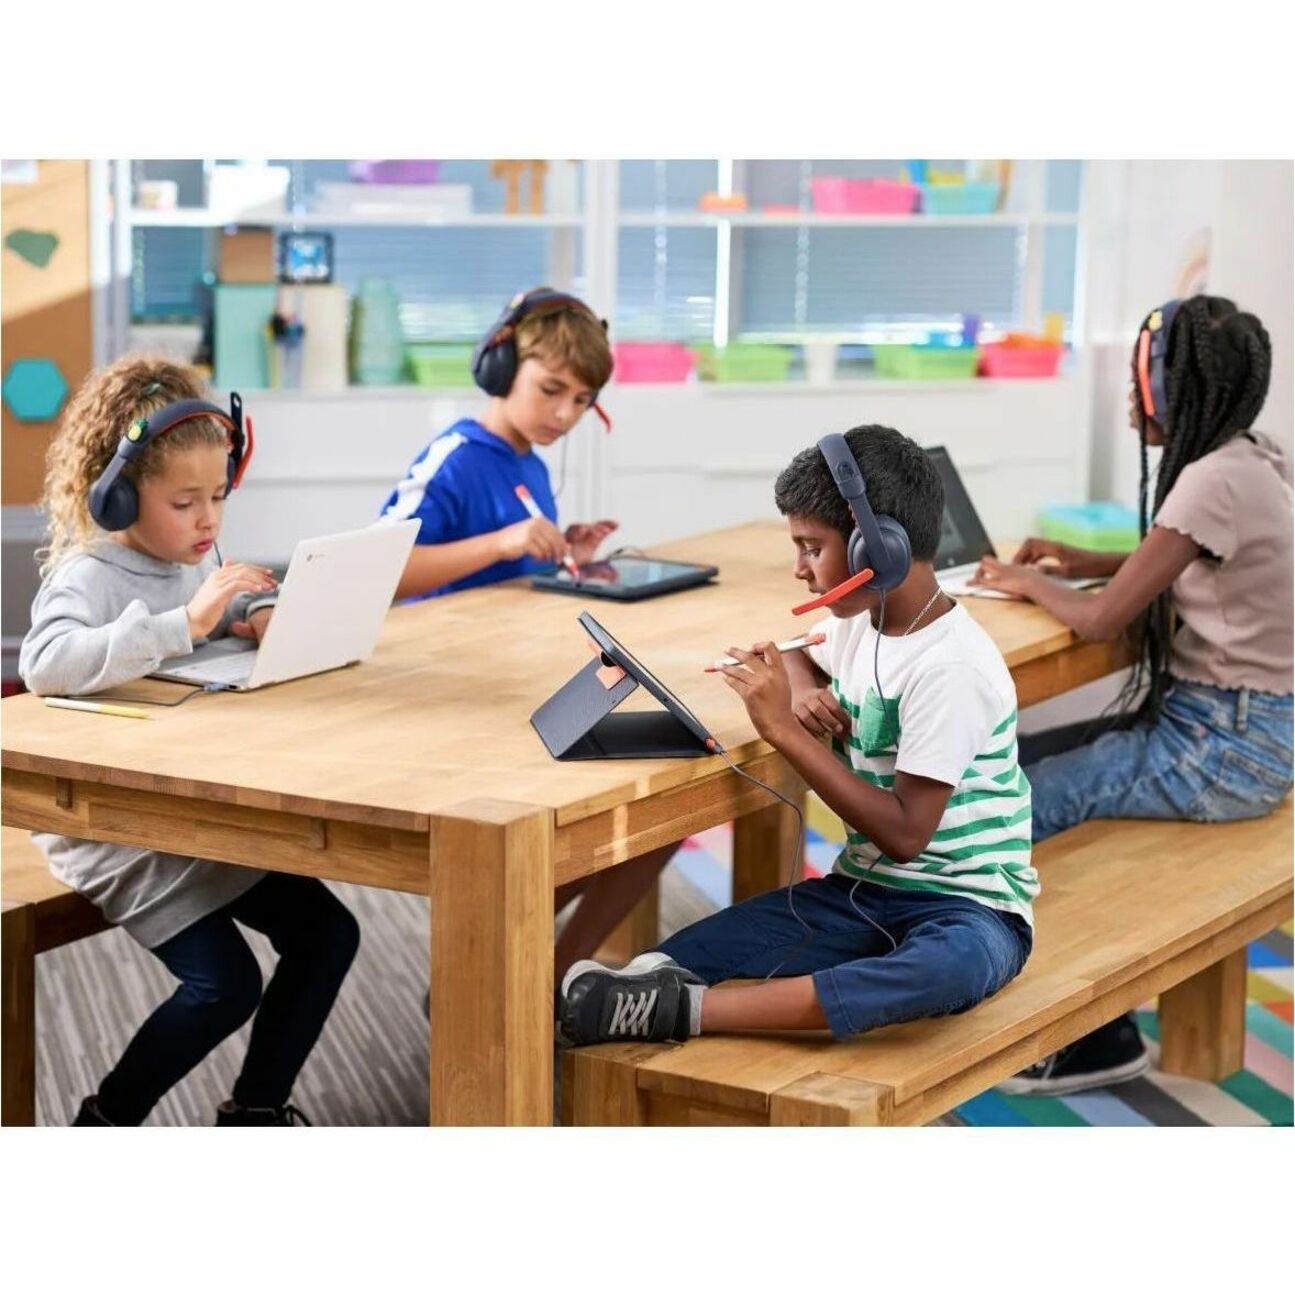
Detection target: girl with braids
<box><xmin>21</xmin><ymin>354</ymin><xmax>359</xmax><ymax>1125</ymax></box>
<box><xmin>970</xmin><ymin>295</ymin><xmax>1292</xmax><ymax>1094</ymax></box>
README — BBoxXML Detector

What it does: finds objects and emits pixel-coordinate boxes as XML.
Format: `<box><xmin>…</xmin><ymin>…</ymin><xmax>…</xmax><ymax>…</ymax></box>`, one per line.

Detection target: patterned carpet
<box><xmin>26</xmin><ymin>808</ymin><xmax>1292</xmax><ymax>1126</ymax></box>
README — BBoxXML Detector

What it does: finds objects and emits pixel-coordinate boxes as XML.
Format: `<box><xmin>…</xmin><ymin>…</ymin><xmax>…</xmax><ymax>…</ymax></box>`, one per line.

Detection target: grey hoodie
<box><xmin>19</xmin><ymin>541</ymin><xmax>277</xmax><ymax>948</ymax></box>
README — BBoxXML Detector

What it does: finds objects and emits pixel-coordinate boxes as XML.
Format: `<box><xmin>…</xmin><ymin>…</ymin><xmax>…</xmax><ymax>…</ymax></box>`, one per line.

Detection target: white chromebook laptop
<box><xmin>926</xmin><ymin>446</ymin><xmax>1109</xmax><ymax>600</ymax></box>
<box><xmin>151</xmin><ymin>519</ymin><xmax>419</xmax><ymax>691</ymax></box>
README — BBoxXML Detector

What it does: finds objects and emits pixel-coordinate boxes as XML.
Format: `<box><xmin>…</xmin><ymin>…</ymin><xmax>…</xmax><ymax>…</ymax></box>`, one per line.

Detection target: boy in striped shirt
<box><xmin>559</xmin><ymin>425</ymin><xmax>1037</xmax><ymax>1045</ymax></box>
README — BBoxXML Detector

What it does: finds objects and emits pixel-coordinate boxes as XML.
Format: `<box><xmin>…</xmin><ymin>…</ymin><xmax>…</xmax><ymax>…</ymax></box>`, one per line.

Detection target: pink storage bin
<box><xmin>978</xmin><ymin>342</ymin><xmax>1064</xmax><ymax>378</ymax></box>
<box><xmin>811</xmin><ymin>176</ymin><xmax>919</xmax><ymax>214</ymax></box>
<box><xmin>612</xmin><ymin>342</ymin><xmax>695</xmax><ymax>383</ymax></box>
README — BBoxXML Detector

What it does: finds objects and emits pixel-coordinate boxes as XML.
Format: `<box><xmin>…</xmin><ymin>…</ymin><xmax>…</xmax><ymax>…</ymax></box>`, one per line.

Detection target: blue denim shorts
<box><xmin>658</xmin><ymin>874</ymin><xmax>1032</xmax><ymax>1040</ymax></box>
<box><xmin>1025</xmin><ymin>679</ymin><xmax>1293</xmax><ymax>843</ymax></box>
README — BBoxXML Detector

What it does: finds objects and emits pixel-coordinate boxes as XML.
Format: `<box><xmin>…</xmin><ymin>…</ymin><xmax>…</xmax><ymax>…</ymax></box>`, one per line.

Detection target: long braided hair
<box><xmin>1122</xmin><ymin>294</ymin><xmax>1272</xmax><ymax>721</ymax></box>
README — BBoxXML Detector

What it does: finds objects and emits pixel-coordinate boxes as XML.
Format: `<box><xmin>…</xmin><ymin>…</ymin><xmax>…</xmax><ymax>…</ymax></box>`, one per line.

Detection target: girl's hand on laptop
<box><xmin>496</xmin><ymin>517</ymin><xmax>567</xmax><ymax>564</ymax></box>
<box><xmin>792</xmin><ymin>685</ymin><xmax>850</xmax><ymax>739</ymax></box>
<box><xmin>187</xmin><ymin>561</ymin><xmax>277</xmax><ymax>641</ymax></box>
<box><xmin>968</xmin><ymin>557</ymin><xmax>1039</xmax><ymax>600</ymax></box>
<box><xmin>230</xmin><ymin>607</ymin><xmax>274</xmax><ymax>643</ymax></box>
<box><xmin>565</xmin><ymin>520</ymin><xmax>618</xmax><ymax>565</ymax></box>
<box><xmin>716</xmin><ymin>642</ymin><xmax>796</xmax><ymax>743</ymax></box>
<box><xmin>1010</xmin><ymin>537</ymin><xmax>1095</xmax><ymax>578</ymax></box>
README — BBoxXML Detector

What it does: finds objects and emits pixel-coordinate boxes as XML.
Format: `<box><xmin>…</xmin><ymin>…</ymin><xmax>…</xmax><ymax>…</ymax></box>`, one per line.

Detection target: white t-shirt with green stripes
<box><xmin>805</xmin><ymin>600</ymin><xmax>1038</xmax><ymax>926</ymax></box>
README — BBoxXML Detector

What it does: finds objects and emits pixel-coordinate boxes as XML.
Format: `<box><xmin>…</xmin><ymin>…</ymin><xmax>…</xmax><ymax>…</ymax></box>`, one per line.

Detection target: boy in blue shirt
<box><xmin>384</xmin><ymin>287</ymin><xmax>670</xmax><ymax>979</ymax></box>
<box><xmin>381</xmin><ymin>287</ymin><xmax>618</xmax><ymax>600</ymax></box>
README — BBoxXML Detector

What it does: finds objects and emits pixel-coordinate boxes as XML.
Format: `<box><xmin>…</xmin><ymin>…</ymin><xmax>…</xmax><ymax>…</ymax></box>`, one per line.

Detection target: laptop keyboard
<box><xmin>178</xmin><ymin>653</ymin><xmax>255</xmax><ymax>684</ymax></box>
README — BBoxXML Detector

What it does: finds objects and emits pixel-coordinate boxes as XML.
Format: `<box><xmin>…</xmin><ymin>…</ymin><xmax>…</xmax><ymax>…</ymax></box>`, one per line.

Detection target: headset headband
<box><xmin>1137</xmin><ymin>298</ymin><xmax>1182</xmax><ymax>420</ymax></box>
<box><xmin>817</xmin><ymin>433</ymin><xmax>889</xmax><ymax>572</ymax></box>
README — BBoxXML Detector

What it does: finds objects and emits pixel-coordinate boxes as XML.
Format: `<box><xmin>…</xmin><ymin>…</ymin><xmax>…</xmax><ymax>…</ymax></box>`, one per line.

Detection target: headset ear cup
<box><xmin>871</xmin><ymin>516</ymin><xmax>912</xmax><ymax>591</ymax></box>
<box><xmin>847</xmin><ymin>529</ymin><xmax>869</xmax><ymax>578</ymax></box>
<box><xmin>90</xmin><ymin>475</ymin><xmax>138</xmax><ymax>532</ymax></box>
<box><xmin>474</xmin><ymin>338</ymin><xmax>517</xmax><ymax>397</ymax></box>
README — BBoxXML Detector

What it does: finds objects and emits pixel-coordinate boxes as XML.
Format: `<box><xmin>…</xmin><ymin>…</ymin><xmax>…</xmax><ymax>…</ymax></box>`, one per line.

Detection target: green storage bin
<box><xmin>405</xmin><ymin>344</ymin><xmax>476</xmax><ymax>388</ymax></box>
<box><xmin>694</xmin><ymin>343</ymin><xmax>792</xmax><ymax>383</ymax></box>
<box><xmin>872</xmin><ymin>344</ymin><xmax>980</xmax><ymax>380</ymax></box>
<box><xmin>214</xmin><ymin>284</ymin><xmax>277</xmax><ymax>390</ymax></box>
<box><xmin>1038</xmin><ymin>502</ymin><xmax>1140</xmax><ymax>552</ymax></box>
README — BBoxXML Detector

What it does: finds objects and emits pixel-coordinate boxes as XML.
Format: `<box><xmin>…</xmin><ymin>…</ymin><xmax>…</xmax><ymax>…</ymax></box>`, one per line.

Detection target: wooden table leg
<box><xmin>1158</xmin><ymin>946</ymin><xmax>1248</xmax><ymax>1081</ymax></box>
<box><xmin>732</xmin><ymin>762</ymin><xmax>806</xmax><ymax>905</ymax></box>
<box><xmin>429</xmin><ymin>800</ymin><xmax>554</xmax><ymax>1125</ymax></box>
<box><xmin>2</xmin><ymin>901</ymin><xmax>36</xmax><ymax>1127</ymax></box>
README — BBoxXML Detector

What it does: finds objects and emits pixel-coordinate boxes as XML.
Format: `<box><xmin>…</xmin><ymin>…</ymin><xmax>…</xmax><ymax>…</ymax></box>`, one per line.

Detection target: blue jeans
<box><xmin>96</xmin><ymin>874</ymin><xmax>360</xmax><ymax>1125</ymax></box>
<box><xmin>658</xmin><ymin>874</ymin><xmax>1032</xmax><ymax>1040</ymax></box>
<box><xmin>1024</xmin><ymin>680</ymin><xmax>1294</xmax><ymax>843</ymax></box>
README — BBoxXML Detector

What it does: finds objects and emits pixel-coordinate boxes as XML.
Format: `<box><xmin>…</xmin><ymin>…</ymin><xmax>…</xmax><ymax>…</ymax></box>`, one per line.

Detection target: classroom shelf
<box><xmin>234</xmin><ymin>375</ymin><xmax>1077</xmax><ymax>401</ymax></box>
<box><xmin>128</xmin><ymin>209</ymin><xmax>585</xmax><ymax>229</ymax></box>
<box><xmin>616</xmin><ymin>210</ymin><xmax>1080</xmax><ymax>229</ymax></box>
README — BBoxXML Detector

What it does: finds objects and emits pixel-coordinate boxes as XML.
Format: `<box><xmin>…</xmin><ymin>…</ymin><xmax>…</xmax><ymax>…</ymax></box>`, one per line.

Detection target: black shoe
<box><xmin>558</xmin><ymin>952</ymin><xmax>702</xmax><ymax>1047</ymax></box>
<box><xmin>72</xmin><ymin>1095</ymin><xmax>115</xmax><ymax>1126</ymax></box>
<box><xmin>215</xmin><ymin>1100</ymin><xmax>314</xmax><ymax>1126</ymax></box>
<box><xmin>998</xmin><ymin>1012</ymin><xmax>1150</xmax><ymax>1096</ymax></box>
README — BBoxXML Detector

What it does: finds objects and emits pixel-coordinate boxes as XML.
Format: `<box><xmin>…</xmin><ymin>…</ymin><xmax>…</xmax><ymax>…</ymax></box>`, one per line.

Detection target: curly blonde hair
<box><xmin>40</xmin><ymin>355</ymin><xmax>230</xmax><ymax>576</ymax></box>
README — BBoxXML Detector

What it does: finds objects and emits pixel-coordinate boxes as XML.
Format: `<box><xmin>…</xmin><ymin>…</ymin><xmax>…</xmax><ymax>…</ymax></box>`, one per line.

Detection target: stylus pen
<box><xmin>513</xmin><ymin>485</ymin><xmax>581</xmax><ymax>582</ymax></box>
<box><xmin>704</xmin><ymin>633</ymin><xmax>827</xmax><ymax>672</ymax></box>
<box><xmin>44</xmin><ymin>697</ymin><xmax>152</xmax><ymax>720</ymax></box>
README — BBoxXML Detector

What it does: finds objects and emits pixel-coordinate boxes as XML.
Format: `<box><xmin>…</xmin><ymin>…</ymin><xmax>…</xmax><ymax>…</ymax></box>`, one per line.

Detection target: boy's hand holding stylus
<box><xmin>495</xmin><ymin>516</ymin><xmax>568</xmax><ymax>565</ymax></box>
<box><xmin>714</xmin><ymin>643</ymin><xmax>799</xmax><ymax>744</ymax></box>
<box><xmin>186</xmin><ymin>560</ymin><xmax>277</xmax><ymax>641</ymax></box>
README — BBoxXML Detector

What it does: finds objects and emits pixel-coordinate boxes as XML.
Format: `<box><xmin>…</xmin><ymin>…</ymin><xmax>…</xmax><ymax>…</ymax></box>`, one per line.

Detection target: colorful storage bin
<box><xmin>612</xmin><ymin>342</ymin><xmax>695</xmax><ymax>383</ymax></box>
<box><xmin>920</xmin><ymin>181</ymin><xmax>1001</xmax><ymax>215</ymax></box>
<box><xmin>693</xmin><ymin>343</ymin><xmax>792</xmax><ymax>382</ymax></box>
<box><xmin>1038</xmin><ymin>502</ymin><xmax>1141</xmax><ymax>553</ymax></box>
<box><xmin>978</xmin><ymin>340</ymin><xmax>1064</xmax><ymax>378</ymax></box>
<box><xmin>871</xmin><ymin>344</ymin><xmax>980</xmax><ymax>380</ymax></box>
<box><xmin>811</xmin><ymin>177</ymin><xmax>920</xmax><ymax>215</ymax></box>
<box><xmin>405</xmin><ymin>344</ymin><xmax>476</xmax><ymax>387</ymax></box>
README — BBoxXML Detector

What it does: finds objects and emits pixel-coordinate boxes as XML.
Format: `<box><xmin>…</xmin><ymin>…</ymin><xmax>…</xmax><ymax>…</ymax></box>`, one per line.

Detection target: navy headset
<box><xmin>88</xmin><ymin>392</ymin><xmax>253</xmax><ymax>532</ymax></box>
<box><xmin>793</xmin><ymin>433</ymin><xmax>912</xmax><ymax>614</ymax></box>
<box><xmin>472</xmin><ymin>287</ymin><xmax>612</xmax><ymax>431</ymax></box>
<box><xmin>1136</xmin><ymin>298</ymin><xmax>1182</xmax><ymax>423</ymax></box>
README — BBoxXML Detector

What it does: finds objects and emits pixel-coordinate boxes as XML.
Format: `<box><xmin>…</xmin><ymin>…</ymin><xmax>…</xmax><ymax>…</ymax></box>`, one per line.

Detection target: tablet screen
<box><xmin>579</xmin><ymin>611</ymin><xmax>710</xmax><ymax>738</ymax></box>
<box><xmin>548</xmin><ymin>557</ymin><xmax>709</xmax><ymax>589</ymax></box>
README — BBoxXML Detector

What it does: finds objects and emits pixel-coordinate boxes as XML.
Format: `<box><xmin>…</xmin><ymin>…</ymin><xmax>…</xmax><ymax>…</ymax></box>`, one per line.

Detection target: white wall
<box><xmin>1083</xmin><ymin>160</ymin><xmax>1293</xmax><ymax>509</ymax></box>
<box><xmin>220</xmin><ymin>379</ymin><xmax>1090</xmax><ymax>563</ymax></box>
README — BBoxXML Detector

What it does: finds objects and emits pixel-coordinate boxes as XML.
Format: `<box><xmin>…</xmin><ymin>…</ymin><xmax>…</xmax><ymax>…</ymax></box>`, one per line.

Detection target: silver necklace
<box><xmin>902</xmin><ymin>587</ymin><xmax>946</xmax><ymax>637</ymax></box>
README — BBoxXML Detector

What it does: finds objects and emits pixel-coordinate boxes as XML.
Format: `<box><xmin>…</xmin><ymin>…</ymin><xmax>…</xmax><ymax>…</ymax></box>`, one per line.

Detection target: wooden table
<box><xmin>0</xmin><ymin>521</ymin><xmax>1129</xmax><ymax>1125</ymax></box>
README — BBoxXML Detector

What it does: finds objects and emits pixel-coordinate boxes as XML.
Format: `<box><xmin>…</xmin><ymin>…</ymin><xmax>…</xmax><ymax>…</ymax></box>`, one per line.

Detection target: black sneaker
<box><xmin>558</xmin><ymin>952</ymin><xmax>703</xmax><ymax>1047</ymax></box>
<box><xmin>72</xmin><ymin>1095</ymin><xmax>115</xmax><ymax>1126</ymax></box>
<box><xmin>997</xmin><ymin>1012</ymin><xmax>1150</xmax><ymax>1096</ymax></box>
<box><xmin>215</xmin><ymin>1100</ymin><xmax>314</xmax><ymax>1126</ymax></box>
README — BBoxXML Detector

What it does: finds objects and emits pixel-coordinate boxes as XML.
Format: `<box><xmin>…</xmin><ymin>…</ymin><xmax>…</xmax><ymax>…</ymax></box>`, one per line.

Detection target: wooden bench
<box><xmin>562</xmin><ymin>803</ymin><xmax>1293</xmax><ymax>1125</ymax></box>
<box><xmin>2</xmin><ymin>825</ymin><xmax>111</xmax><ymax>1125</ymax></box>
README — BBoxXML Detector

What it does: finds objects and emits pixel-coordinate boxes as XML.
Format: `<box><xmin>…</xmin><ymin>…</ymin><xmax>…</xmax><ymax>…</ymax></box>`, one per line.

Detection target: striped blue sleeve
<box><xmin>379</xmin><ymin>434</ymin><xmax>466</xmax><ymax>545</ymax></box>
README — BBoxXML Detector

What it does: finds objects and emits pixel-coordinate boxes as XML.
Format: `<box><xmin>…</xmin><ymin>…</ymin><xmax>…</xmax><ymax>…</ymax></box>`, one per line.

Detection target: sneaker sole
<box><xmin>995</xmin><ymin>1053</ymin><xmax>1151</xmax><ymax>1097</ymax></box>
<box><xmin>559</xmin><ymin>950</ymin><xmax>678</xmax><ymax>1001</ymax></box>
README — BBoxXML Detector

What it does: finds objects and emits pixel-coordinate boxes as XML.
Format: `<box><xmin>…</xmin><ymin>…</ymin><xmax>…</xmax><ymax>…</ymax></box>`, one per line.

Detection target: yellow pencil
<box><xmin>44</xmin><ymin>697</ymin><xmax>152</xmax><ymax>720</ymax></box>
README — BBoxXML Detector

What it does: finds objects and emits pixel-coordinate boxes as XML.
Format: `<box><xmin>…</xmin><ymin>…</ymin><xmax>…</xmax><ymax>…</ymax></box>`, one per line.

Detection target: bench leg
<box><xmin>2</xmin><ymin>902</ymin><xmax>37</xmax><ymax>1126</ymax></box>
<box><xmin>769</xmin><ymin>1073</ymin><xmax>895</xmax><ymax>1126</ymax></box>
<box><xmin>562</xmin><ymin>1046</ymin><xmax>656</xmax><ymax>1125</ymax></box>
<box><xmin>1158</xmin><ymin>947</ymin><xmax>1248</xmax><ymax>1081</ymax></box>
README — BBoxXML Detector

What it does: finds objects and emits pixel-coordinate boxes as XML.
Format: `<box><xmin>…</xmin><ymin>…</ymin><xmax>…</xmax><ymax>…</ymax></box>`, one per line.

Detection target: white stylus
<box><xmin>705</xmin><ymin>633</ymin><xmax>827</xmax><ymax>672</ymax></box>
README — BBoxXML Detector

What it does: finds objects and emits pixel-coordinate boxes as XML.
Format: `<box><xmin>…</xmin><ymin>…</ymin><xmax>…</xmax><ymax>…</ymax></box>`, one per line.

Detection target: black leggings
<box><xmin>96</xmin><ymin>874</ymin><xmax>359</xmax><ymax>1125</ymax></box>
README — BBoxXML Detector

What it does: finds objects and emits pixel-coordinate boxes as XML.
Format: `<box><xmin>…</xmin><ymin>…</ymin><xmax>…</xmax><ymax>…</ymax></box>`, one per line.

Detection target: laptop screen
<box><xmin>925</xmin><ymin>446</ymin><xmax>998</xmax><ymax>572</ymax></box>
